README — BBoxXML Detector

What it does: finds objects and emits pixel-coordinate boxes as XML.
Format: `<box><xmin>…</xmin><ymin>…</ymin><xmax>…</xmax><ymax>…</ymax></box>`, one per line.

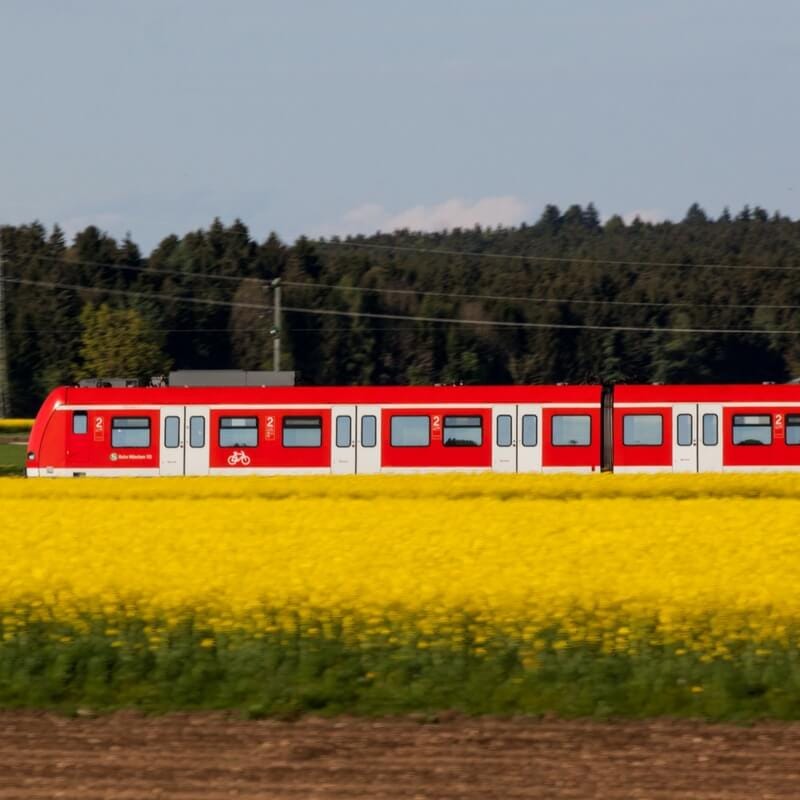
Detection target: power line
<box><xmin>30</xmin><ymin>253</ymin><xmax>248</xmax><ymax>284</ymax></box>
<box><xmin>3</xmin><ymin>277</ymin><xmax>266</xmax><ymax>311</ymax></box>
<box><xmin>15</xmin><ymin>327</ymin><xmax>426</xmax><ymax>334</ymax></box>
<box><xmin>282</xmin><ymin>279</ymin><xmax>800</xmax><ymax>312</ymax></box>
<box><xmin>113</xmin><ymin>216</ymin><xmax>800</xmax><ymax>273</ymax></box>
<box><xmin>2</xmin><ymin>275</ymin><xmax>799</xmax><ymax>337</ymax></box>
<box><xmin>15</xmin><ymin>253</ymin><xmax>800</xmax><ymax>312</ymax></box>
<box><xmin>14</xmin><ymin>218</ymin><xmax>800</xmax><ymax>272</ymax></box>
<box><xmin>276</xmin><ymin>304</ymin><xmax>800</xmax><ymax>336</ymax></box>
<box><xmin>315</xmin><ymin>238</ymin><xmax>800</xmax><ymax>273</ymax></box>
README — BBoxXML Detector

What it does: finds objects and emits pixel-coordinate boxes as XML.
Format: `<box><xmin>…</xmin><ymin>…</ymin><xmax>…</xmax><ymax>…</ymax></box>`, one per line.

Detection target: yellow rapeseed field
<box><xmin>0</xmin><ymin>418</ymin><xmax>33</xmax><ymax>430</ymax></box>
<box><xmin>1</xmin><ymin>473</ymin><xmax>799</xmax><ymax>659</ymax></box>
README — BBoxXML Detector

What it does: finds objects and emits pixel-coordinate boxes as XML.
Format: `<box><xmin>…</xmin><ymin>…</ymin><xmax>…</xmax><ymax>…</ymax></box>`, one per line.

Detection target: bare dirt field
<box><xmin>1</xmin><ymin>713</ymin><xmax>800</xmax><ymax>799</ymax></box>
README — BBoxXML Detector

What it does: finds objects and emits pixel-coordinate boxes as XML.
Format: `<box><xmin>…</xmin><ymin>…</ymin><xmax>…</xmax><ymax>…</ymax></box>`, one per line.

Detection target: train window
<box><xmin>111</xmin><ymin>417</ymin><xmax>151</xmax><ymax>448</ymax></box>
<box><xmin>702</xmin><ymin>414</ymin><xmax>719</xmax><ymax>446</ymax></box>
<box><xmin>551</xmin><ymin>415</ymin><xmax>591</xmax><ymax>446</ymax></box>
<box><xmin>787</xmin><ymin>415</ymin><xmax>800</xmax><ymax>445</ymax></box>
<box><xmin>189</xmin><ymin>416</ymin><xmax>205</xmax><ymax>448</ymax></box>
<box><xmin>732</xmin><ymin>414</ymin><xmax>772</xmax><ymax>446</ymax></box>
<box><xmin>219</xmin><ymin>417</ymin><xmax>258</xmax><ymax>448</ymax></box>
<box><xmin>676</xmin><ymin>414</ymin><xmax>693</xmax><ymax>446</ymax></box>
<box><xmin>283</xmin><ymin>416</ymin><xmax>322</xmax><ymax>447</ymax></box>
<box><xmin>335</xmin><ymin>415</ymin><xmax>352</xmax><ymax>448</ymax></box>
<box><xmin>164</xmin><ymin>416</ymin><xmax>180</xmax><ymax>448</ymax></box>
<box><xmin>361</xmin><ymin>414</ymin><xmax>378</xmax><ymax>447</ymax></box>
<box><xmin>521</xmin><ymin>415</ymin><xmax>538</xmax><ymax>447</ymax></box>
<box><xmin>623</xmin><ymin>414</ymin><xmax>663</xmax><ymax>446</ymax></box>
<box><xmin>360</xmin><ymin>415</ymin><xmax>377</xmax><ymax>448</ymax></box>
<box><xmin>496</xmin><ymin>415</ymin><xmax>512</xmax><ymax>447</ymax></box>
<box><xmin>72</xmin><ymin>411</ymin><xmax>88</xmax><ymax>435</ymax></box>
<box><xmin>390</xmin><ymin>416</ymin><xmax>430</xmax><ymax>447</ymax></box>
<box><xmin>443</xmin><ymin>415</ymin><xmax>482</xmax><ymax>447</ymax></box>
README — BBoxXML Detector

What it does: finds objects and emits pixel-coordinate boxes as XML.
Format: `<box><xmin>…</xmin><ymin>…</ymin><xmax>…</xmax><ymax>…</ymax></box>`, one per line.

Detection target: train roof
<box><xmin>614</xmin><ymin>384</ymin><xmax>800</xmax><ymax>402</ymax></box>
<box><xmin>50</xmin><ymin>384</ymin><xmax>604</xmax><ymax>407</ymax></box>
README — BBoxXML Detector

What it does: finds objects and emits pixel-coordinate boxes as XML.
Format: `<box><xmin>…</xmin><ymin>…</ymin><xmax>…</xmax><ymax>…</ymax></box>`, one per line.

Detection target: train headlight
<box><xmin>27</xmin><ymin>452</ymin><xmax>35</xmax><ymax>461</ymax></box>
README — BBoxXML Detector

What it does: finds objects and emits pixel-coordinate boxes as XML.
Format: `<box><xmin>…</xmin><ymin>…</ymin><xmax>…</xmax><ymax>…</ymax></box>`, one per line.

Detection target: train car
<box><xmin>25</xmin><ymin>384</ymin><xmax>603</xmax><ymax>477</ymax></box>
<box><xmin>612</xmin><ymin>384</ymin><xmax>800</xmax><ymax>472</ymax></box>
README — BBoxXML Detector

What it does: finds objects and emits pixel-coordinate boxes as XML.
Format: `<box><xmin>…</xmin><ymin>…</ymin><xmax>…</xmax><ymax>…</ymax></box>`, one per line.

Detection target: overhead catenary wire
<box><xmin>2</xmin><ymin>277</ymin><xmax>267</xmax><ymax>311</ymax></box>
<box><xmin>28</xmin><ymin>253</ymin><xmax>250</xmax><ymax>284</ymax></box>
<box><xmin>14</xmin><ymin>253</ymin><xmax>800</xmax><ymax>312</ymax></box>
<box><xmin>281</xmin><ymin>279</ymin><xmax>800</xmax><ymax>312</ymax></box>
<box><xmin>78</xmin><ymin>215</ymin><xmax>800</xmax><ymax>273</ymax></box>
<box><xmin>23</xmin><ymin>242</ymin><xmax>800</xmax><ymax>277</ymax></box>
<box><xmin>15</xmin><ymin>327</ymin><xmax>433</xmax><ymax>334</ymax></box>
<box><xmin>13</xmin><ymin>216</ymin><xmax>800</xmax><ymax>272</ymax></box>
<box><xmin>246</xmin><ymin>305</ymin><xmax>800</xmax><ymax>336</ymax></box>
<box><xmin>312</xmin><ymin>238</ymin><xmax>800</xmax><ymax>273</ymax></box>
<box><xmin>2</xmin><ymin>276</ymin><xmax>799</xmax><ymax>337</ymax></box>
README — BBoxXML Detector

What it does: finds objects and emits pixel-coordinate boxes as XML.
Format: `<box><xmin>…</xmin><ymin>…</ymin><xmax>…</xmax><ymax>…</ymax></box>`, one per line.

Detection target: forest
<box><xmin>2</xmin><ymin>202</ymin><xmax>800</xmax><ymax>417</ymax></box>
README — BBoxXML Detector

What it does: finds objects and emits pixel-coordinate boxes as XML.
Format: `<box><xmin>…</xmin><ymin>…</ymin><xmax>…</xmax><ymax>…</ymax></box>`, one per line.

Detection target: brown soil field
<box><xmin>2</xmin><ymin>713</ymin><xmax>800</xmax><ymax>799</ymax></box>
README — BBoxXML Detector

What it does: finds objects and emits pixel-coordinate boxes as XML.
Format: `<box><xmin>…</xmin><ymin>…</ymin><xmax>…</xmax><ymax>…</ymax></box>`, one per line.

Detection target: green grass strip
<box><xmin>3</xmin><ymin>616</ymin><xmax>800</xmax><ymax>719</ymax></box>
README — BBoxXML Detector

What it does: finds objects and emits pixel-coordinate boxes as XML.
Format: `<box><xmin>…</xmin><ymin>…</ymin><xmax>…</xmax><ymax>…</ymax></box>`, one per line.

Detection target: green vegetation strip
<box><xmin>0</xmin><ymin>444</ymin><xmax>25</xmax><ymax>477</ymax></box>
<box><xmin>2</xmin><ymin>618</ymin><xmax>799</xmax><ymax>719</ymax></box>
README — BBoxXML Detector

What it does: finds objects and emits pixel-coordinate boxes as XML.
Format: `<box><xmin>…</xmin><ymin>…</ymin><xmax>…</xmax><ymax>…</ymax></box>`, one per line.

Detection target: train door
<box><xmin>66</xmin><ymin>409</ymin><xmax>91</xmax><ymax>469</ymax></box>
<box><xmin>184</xmin><ymin>407</ymin><xmax>210</xmax><ymax>476</ymax></box>
<box><xmin>493</xmin><ymin>405</ymin><xmax>517</xmax><ymax>472</ymax></box>
<box><xmin>516</xmin><ymin>405</ymin><xmax>542</xmax><ymax>473</ymax></box>
<box><xmin>331</xmin><ymin>405</ymin><xmax>357</xmax><ymax>474</ymax></box>
<box><xmin>697</xmin><ymin>403</ymin><xmax>723</xmax><ymax>471</ymax></box>
<box><xmin>159</xmin><ymin>407</ymin><xmax>184</xmax><ymax>476</ymax></box>
<box><xmin>356</xmin><ymin>405</ymin><xmax>381</xmax><ymax>474</ymax></box>
<box><xmin>672</xmin><ymin>404</ymin><xmax>697</xmax><ymax>472</ymax></box>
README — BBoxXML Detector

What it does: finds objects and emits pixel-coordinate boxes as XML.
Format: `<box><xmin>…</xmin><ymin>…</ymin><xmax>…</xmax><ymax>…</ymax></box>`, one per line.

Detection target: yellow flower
<box><xmin>0</xmin><ymin>473</ymin><xmax>798</xmax><ymax>658</ymax></box>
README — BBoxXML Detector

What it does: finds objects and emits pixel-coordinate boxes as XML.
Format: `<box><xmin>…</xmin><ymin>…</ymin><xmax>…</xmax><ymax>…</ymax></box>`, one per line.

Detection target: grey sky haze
<box><xmin>2</xmin><ymin>0</ymin><xmax>799</xmax><ymax>252</ymax></box>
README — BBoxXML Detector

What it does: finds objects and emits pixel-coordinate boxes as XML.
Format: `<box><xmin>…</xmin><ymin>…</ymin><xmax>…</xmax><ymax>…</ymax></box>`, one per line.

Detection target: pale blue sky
<box><xmin>2</xmin><ymin>0</ymin><xmax>799</xmax><ymax>251</ymax></box>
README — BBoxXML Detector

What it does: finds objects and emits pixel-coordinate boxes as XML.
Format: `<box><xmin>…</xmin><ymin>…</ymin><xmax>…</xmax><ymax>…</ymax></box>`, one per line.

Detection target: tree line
<box><xmin>2</xmin><ymin>203</ymin><xmax>800</xmax><ymax>416</ymax></box>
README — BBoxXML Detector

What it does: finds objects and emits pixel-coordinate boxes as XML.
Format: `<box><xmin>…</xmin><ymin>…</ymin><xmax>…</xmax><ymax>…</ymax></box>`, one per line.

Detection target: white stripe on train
<box><xmin>29</xmin><ymin>465</ymin><xmax>800</xmax><ymax>478</ymax></box>
<box><xmin>30</xmin><ymin>465</ymin><xmax>598</xmax><ymax>478</ymax></box>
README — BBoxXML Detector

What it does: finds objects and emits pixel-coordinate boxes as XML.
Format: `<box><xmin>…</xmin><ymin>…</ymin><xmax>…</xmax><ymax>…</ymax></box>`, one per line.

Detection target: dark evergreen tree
<box><xmin>5</xmin><ymin>203</ymin><xmax>800</xmax><ymax>416</ymax></box>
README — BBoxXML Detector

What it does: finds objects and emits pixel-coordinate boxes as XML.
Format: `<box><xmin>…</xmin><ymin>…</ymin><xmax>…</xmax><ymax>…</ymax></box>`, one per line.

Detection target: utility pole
<box><xmin>271</xmin><ymin>278</ymin><xmax>281</xmax><ymax>372</ymax></box>
<box><xmin>0</xmin><ymin>231</ymin><xmax>9</xmax><ymax>418</ymax></box>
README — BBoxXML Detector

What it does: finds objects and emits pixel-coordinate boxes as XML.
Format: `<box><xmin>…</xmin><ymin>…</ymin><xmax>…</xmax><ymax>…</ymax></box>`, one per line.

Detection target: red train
<box><xmin>25</xmin><ymin>383</ymin><xmax>800</xmax><ymax>477</ymax></box>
